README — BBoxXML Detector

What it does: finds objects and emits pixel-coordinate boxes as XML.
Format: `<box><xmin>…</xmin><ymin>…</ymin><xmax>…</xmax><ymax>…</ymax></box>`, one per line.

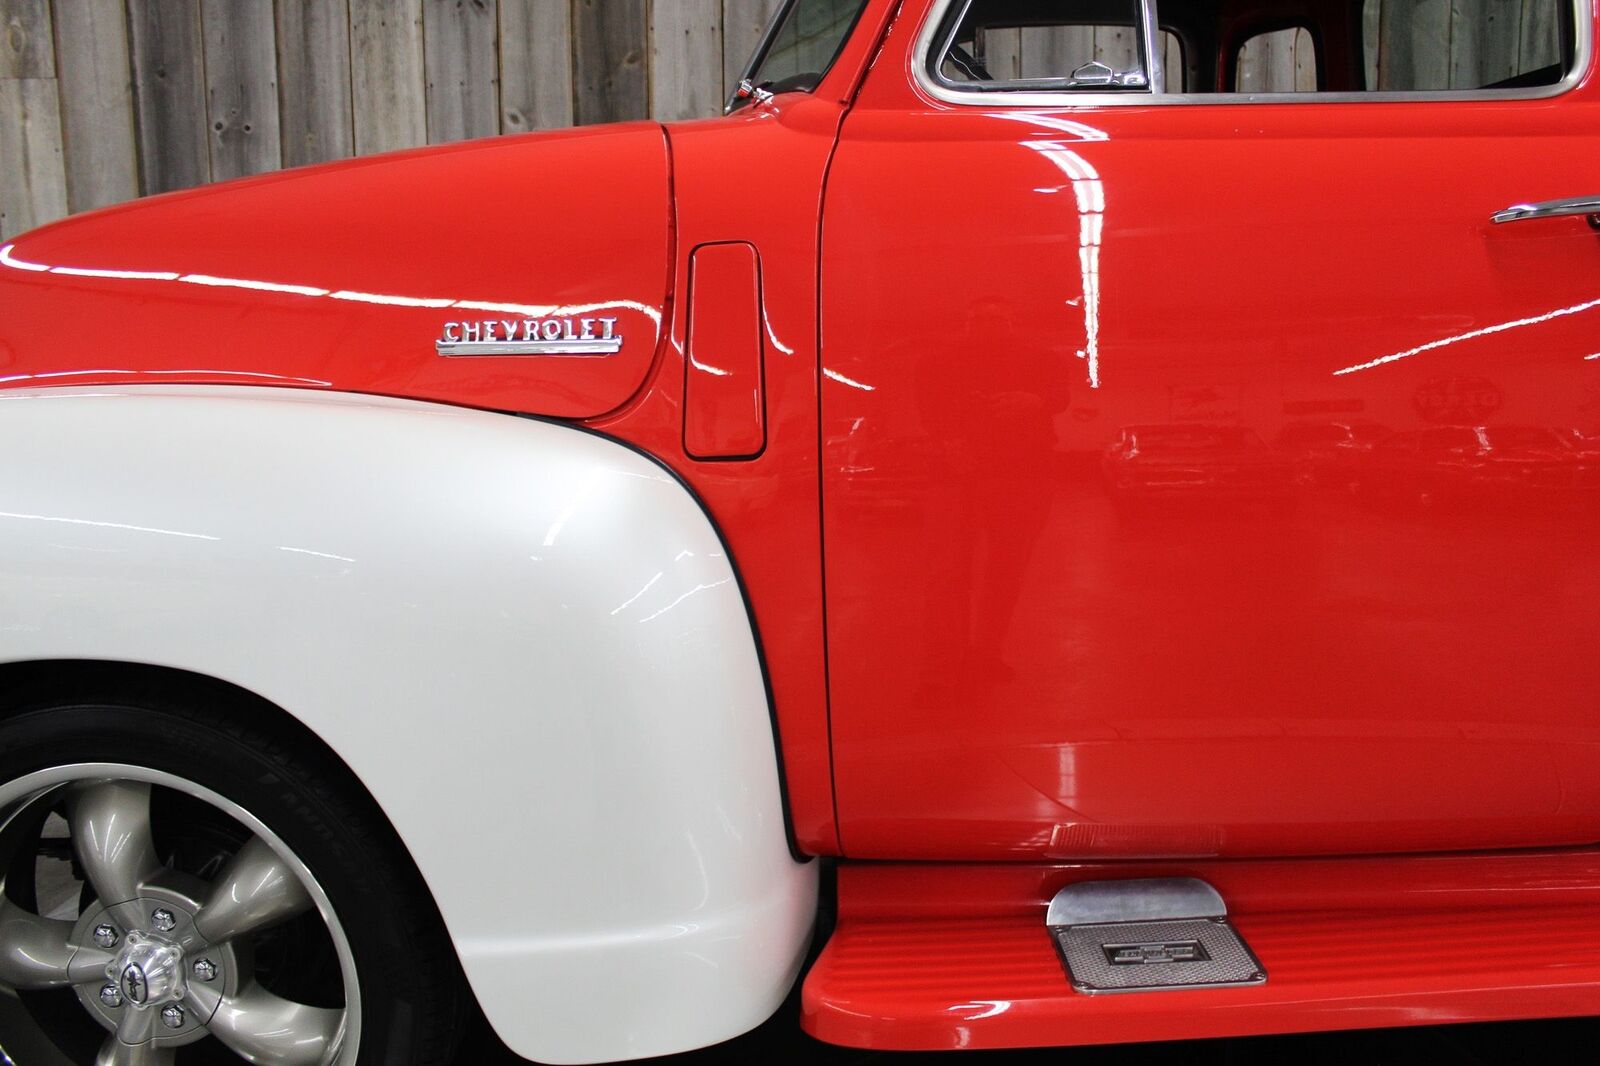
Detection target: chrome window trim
<box><xmin>914</xmin><ymin>0</ymin><xmax>1592</xmax><ymax>107</ymax></box>
<box><xmin>1142</xmin><ymin>0</ymin><xmax>1164</xmax><ymax>93</ymax></box>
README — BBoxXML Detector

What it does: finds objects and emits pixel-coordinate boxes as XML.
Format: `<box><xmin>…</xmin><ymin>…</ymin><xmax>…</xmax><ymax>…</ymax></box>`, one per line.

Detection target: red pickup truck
<box><xmin>1</xmin><ymin>1</ymin><xmax>1597</xmax><ymax>1063</ymax></box>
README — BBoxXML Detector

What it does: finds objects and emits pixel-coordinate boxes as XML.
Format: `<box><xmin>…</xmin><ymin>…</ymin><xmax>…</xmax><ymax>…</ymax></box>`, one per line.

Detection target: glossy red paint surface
<box><xmin>821</xmin><ymin>0</ymin><xmax>1600</xmax><ymax>860</ymax></box>
<box><xmin>585</xmin><ymin>1</ymin><xmax>905</xmax><ymax>852</ymax></box>
<box><xmin>685</xmin><ymin>242</ymin><xmax>766</xmax><ymax>458</ymax></box>
<box><xmin>805</xmin><ymin>856</ymin><xmax>1600</xmax><ymax>1049</ymax></box>
<box><xmin>0</xmin><ymin>124</ymin><xmax>670</xmax><ymax>419</ymax></box>
<box><xmin>591</xmin><ymin>95</ymin><xmax>858</xmax><ymax>853</ymax></box>
<box><xmin>3</xmin><ymin>0</ymin><xmax>1600</xmax><ymax>1046</ymax></box>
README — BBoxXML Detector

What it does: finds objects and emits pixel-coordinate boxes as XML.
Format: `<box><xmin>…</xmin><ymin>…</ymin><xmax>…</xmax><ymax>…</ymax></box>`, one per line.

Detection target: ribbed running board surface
<box><xmin>804</xmin><ymin>908</ymin><xmax>1600</xmax><ymax>1050</ymax></box>
<box><xmin>802</xmin><ymin>858</ymin><xmax>1600</xmax><ymax>1051</ymax></box>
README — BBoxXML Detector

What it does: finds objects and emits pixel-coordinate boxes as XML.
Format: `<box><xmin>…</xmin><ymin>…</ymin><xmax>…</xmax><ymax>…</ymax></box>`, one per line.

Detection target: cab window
<box><xmin>1361</xmin><ymin>0</ymin><xmax>1570</xmax><ymax>90</ymax></box>
<box><xmin>928</xmin><ymin>0</ymin><xmax>1580</xmax><ymax>96</ymax></box>
<box><xmin>937</xmin><ymin>0</ymin><xmax>1158</xmax><ymax>89</ymax></box>
<box><xmin>732</xmin><ymin>0</ymin><xmax>870</xmax><ymax>108</ymax></box>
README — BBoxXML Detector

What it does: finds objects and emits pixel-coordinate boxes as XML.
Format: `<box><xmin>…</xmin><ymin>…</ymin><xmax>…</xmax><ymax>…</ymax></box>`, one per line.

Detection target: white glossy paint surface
<box><xmin>0</xmin><ymin>386</ymin><xmax>817</xmax><ymax>1064</ymax></box>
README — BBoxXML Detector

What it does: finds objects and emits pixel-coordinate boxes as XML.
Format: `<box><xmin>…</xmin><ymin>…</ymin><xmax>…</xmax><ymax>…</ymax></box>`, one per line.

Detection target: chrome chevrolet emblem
<box><xmin>436</xmin><ymin>317</ymin><xmax>622</xmax><ymax>357</ymax></box>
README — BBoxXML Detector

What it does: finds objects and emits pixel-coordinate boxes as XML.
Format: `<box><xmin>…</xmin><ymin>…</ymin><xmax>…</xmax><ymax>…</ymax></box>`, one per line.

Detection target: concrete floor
<box><xmin>464</xmin><ymin>1000</ymin><xmax>1600</xmax><ymax>1065</ymax></box>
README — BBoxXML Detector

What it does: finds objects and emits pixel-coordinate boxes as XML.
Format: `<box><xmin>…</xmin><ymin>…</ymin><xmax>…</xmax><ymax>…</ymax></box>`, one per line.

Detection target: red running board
<box><xmin>803</xmin><ymin>853</ymin><xmax>1600</xmax><ymax>1050</ymax></box>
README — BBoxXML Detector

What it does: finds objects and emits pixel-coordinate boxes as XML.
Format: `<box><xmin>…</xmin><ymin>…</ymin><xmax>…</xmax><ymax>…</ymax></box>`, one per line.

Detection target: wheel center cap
<box><xmin>109</xmin><ymin>931</ymin><xmax>186</xmax><ymax>1007</ymax></box>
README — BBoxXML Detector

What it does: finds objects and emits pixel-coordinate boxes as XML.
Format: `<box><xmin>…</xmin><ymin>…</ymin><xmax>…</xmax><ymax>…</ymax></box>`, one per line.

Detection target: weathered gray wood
<box><xmin>1241</xmin><ymin>30</ymin><xmax>1267</xmax><ymax>90</ymax></box>
<box><xmin>0</xmin><ymin>77</ymin><xmax>68</xmax><ymax>236</ymax></box>
<box><xmin>1363</xmin><ymin>0</ymin><xmax>1381</xmax><ymax>88</ymax></box>
<box><xmin>275</xmin><ymin>0</ymin><xmax>354</xmax><ymax>166</ymax></box>
<box><xmin>1237</xmin><ymin>30</ymin><xmax>1279</xmax><ymax>90</ymax></box>
<box><xmin>1</xmin><ymin>0</ymin><xmax>53</xmax><ymax>78</ymax></box>
<box><xmin>1519</xmin><ymin>0</ymin><xmax>1559</xmax><ymax>72</ymax></box>
<box><xmin>1296</xmin><ymin>28</ymin><xmax>1317</xmax><ymax>89</ymax></box>
<box><xmin>721</xmin><ymin>0</ymin><xmax>783</xmax><ymax>97</ymax></box>
<box><xmin>425</xmin><ymin>0</ymin><xmax>500</xmax><ymax>142</ymax></box>
<box><xmin>572</xmin><ymin>0</ymin><xmax>647</xmax><ymax>124</ymax></box>
<box><xmin>1237</xmin><ymin>27</ymin><xmax>1317</xmax><ymax>91</ymax></box>
<box><xmin>790</xmin><ymin>0</ymin><xmax>854</xmax><ymax>72</ymax></box>
<box><xmin>28</xmin><ymin>0</ymin><xmax>1559</xmax><ymax>231</ymax></box>
<box><xmin>1376</xmin><ymin>0</ymin><xmax>1398</xmax><ymax>85</ymax></box>
<box><xmin>499</xmin><ymin>0</ymin><xmax>572</xmax><ymax>132</ymax></box>
<box><xmin>1380</xmin><ymin>0</ymin><xmax>1453</xmax><ymax>89</ymax></box>
<box><xmin>127</xmin><ymin>0</ymin><xmax>209</xmax><ymax>192</ymax></box>
<box><xmin>979</xmin><ymin>25</ymin><xmax>1181</xmax><ymax>86</ymax></box>
<box><xmin>201</xmin><ymin>0</ymin><xmax>281</xmax><ymax>181</ymax></box>
<box><xmin>1092</xmin><ymin>25</ymin><xmax>1139</xmax><ymax>73</ymax></box>
<box><xmin>1450</xmin><ymin>0</ymin><xmax>1519</xmax><ymax>88</ymax></box>
<box><xmin>350</xmin><ymin>0</ymin><xmax>426</xmax><ymax>153</ymax></box>
<box><xmin>52</xmin><ymin>0</ymin><xmax>138</xmax><ymax>211</ymax></box>
<box><xmin>1019</xmin><ymin>26</ymin><xmax>1093</xmax><ymax>79</ymax></box>
<box><xmin>1162</xmin><ymin>31</ymin><xmax>1182</xmax><ymax>91</ymax></box>
<box><xmin>652</xmin><ymin>0</ymin><xmax>721</xmax><ymax>120</ymax></box>
<box><xmin>1413</xmin><ymin>0</ymin><xmax>1455</xmax><ymax>89</ymax></box>
<box><xmin>980</xmin><ymin>26</ymin><xmax>1021</xmax><ymax>81</ymax></box>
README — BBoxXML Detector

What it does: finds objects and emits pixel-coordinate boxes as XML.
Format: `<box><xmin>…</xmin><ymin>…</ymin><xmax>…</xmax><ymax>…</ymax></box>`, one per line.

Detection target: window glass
<box><xmin>928</xmin><ymin>0</ymin><xmax>1577</xmax><ymax>97</ymax></box>
<box><xmin>737</xmin><ymin>0</ymin><xmax>868</xmax><ymax>106</ymax></box>
<box><xmin>960</xmin><ymin>23</ymin><xmax>1185</xmax><ymax>87</ymax></box>
<box><xmin>1236</xmin><ymin>28</ymin><xmax>1318</xmax><ymax>92</ymax></box>
<box><xmin>1361</xmin><ymin>0</ymin><xmax>1568</xmax><ymax>90</ymax></box>
<box><xmin>937</xmin><ymin>0</ymin><xmax>1154</xmax><ymax>90</ymax></box>
<box><xmin>1161</xmin><ymin>30</ymin><xmax>1185</xmax><ymax>90</ymax></box>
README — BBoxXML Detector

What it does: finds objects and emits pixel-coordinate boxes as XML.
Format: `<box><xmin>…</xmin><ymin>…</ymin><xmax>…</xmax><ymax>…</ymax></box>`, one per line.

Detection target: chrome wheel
<box><xmin>0</xmin><ymin>764</ymin><xmax>359</xmax><ymax>1066</ymax></box>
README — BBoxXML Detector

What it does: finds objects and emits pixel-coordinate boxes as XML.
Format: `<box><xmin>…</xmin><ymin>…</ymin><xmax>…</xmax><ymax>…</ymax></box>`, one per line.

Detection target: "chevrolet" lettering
<box><xmin>435</xmin><ymin>316</ymin><xmax>623</xmax><ymax>357</ymax></box>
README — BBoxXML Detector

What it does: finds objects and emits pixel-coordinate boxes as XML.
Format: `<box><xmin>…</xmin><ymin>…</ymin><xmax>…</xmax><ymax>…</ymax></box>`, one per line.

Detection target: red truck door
<box><xmin>820</xmin><ymin>0</ymin><xmax>1600</xmax><ymax>859</ymax></box>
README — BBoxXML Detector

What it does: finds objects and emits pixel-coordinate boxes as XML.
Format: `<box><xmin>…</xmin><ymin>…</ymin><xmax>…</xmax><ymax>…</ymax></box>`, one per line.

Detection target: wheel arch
<box><xmin>0</xmin><ymin>658</ymin><xmax>350</xmax><ymax>763</ymax></box>
<box><xmin>0</xmin><ymin>386</ymin><xmax>818</xmax><ymax>1064</ymax></box>
<box><xmin>0</xmin><ymin>656</ymin><xmax>445</xmax><ymax>878</ymax></box>
<box><xmin>0</xmin><ymin>656</ymin><xmax>498</xmax><ymax>1054</ymax></box>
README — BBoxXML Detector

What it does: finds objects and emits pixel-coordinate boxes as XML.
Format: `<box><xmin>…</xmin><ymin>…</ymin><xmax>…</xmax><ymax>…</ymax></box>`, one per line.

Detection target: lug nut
<box><xmin>161</xmin><ymin>1004</ymin><xmax>185</xmax><ymax>1029</ymax></box>
<box><xmin>192</xmin><ymin>958</ymin><xmax>217</xmax><ymax>982</ymax></box>
<box><xmin>150</xmin><ymin>908</ymin><xmax>176</xmax><ymax>933</ymax></box>
<box><xmin>99</xmin><ymin>983</ymin><xmax>123</xmax><ymax>1008</ymax></box>
<box><xmin>91</xmin><ymin>923</ymin><xmax>119</xmax><ymax>949</ymax></box>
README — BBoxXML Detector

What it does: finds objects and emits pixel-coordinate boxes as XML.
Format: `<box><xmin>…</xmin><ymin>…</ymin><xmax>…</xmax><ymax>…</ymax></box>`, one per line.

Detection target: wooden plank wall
<box><xmin>1254</xmin><ymin>2</ymin><xmax>1546</xmax><ymax>92</ymax></box>
<box><xmin>1237</xmin><ymin>29</ymin><xmax>1318</xmax><ymax>92</ymax></box>
<box><xmin>0</xmin><ymin>0</ymin><xmax>785</xmax><ymax>238</ymax></box>
<box><xmin>1376</xmin><ymin>0</ymin><xmax>1561</xmax><ymax>89</ymax></box>
<box><xmin>0</xmin><ymin>0</ymin><xmax>1570</xmax><ymax>238</ymax></box>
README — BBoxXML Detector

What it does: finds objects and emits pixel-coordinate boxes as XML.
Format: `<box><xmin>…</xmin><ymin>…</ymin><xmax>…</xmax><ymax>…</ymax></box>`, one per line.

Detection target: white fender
<box><xmin>0</xmin><ymin>386</ymin><xmax>817</xmax><ymax>1064</ymax></box>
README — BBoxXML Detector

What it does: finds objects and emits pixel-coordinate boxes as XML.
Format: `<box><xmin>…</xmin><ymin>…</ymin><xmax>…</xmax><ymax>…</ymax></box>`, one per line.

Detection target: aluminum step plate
<box><xmin>1047</xmin><ymin>878</ymin><xmax>1266</xmax><ymax>994</ymax></box>
<box><xmin>1052</xmin><ymin>917</ymin><xmax>1266</xmax><ymax>994</ymax></box>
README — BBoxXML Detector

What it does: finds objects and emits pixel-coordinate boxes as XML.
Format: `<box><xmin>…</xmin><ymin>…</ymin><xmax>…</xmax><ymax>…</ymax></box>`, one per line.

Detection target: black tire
<box><xmin>0</xmin><ymin>686</ymin><xmax>467</xmax><ymax>1066</ymax></box>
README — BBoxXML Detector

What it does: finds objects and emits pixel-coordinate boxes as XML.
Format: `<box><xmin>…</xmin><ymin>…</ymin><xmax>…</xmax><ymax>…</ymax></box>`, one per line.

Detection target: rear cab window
<box><xmin>1235</xmin><ymin>28</ymin><xmax>1317</xmax><ymax>92</ymax></box>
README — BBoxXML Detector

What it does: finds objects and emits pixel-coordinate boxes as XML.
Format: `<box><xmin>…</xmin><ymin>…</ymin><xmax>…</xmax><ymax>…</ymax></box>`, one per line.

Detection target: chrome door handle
<box><xmin>1492</xmin><ymin>195</ymin><xmax>1600</xmax><ymax>225</ymax></box>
